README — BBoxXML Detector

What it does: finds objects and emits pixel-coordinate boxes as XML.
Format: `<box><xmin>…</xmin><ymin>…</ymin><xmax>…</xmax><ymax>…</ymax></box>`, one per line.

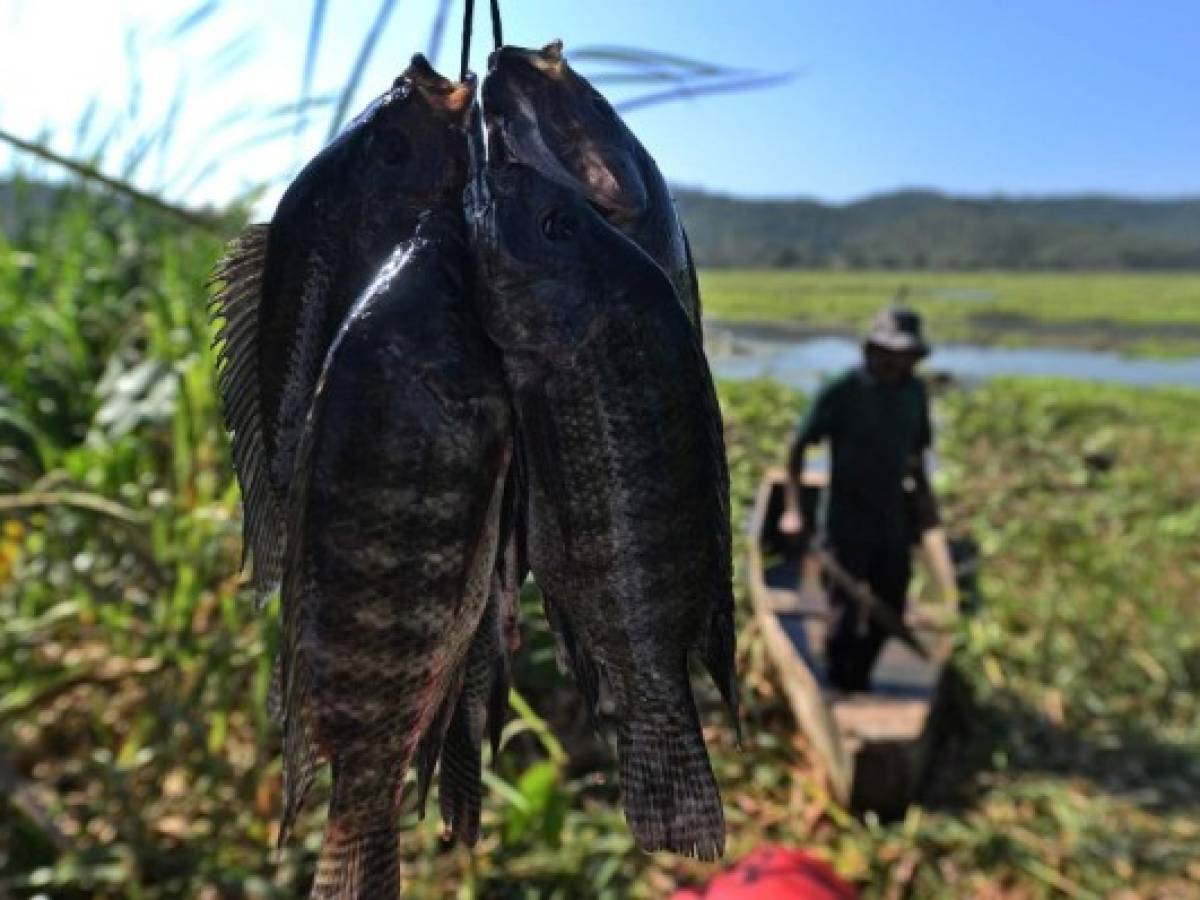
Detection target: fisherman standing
<box><xmin>779</xmin><ymin>306</ymin><xmax>937</xmax><ymax>692</ymax></box>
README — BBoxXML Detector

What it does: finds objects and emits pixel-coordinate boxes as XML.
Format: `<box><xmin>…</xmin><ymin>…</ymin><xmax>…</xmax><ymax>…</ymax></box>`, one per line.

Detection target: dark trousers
<box><xmin>825</xmin><ymin>540</ymin><xmax>912</xmax><ymax>692</ymax></box>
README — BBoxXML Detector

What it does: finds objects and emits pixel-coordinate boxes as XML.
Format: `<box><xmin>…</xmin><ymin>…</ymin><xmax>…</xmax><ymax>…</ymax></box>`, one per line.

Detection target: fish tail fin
<box><xmin>310</xmin><ymin>814</ymin><xmax>400</xmax><ymax>900</ymax></box>
<box><xmin>617</xmin><ymin>692</ymin><xmax>725</xmax><ymax>861</ymax></box>
<box><xmin>701</xmin><ymin>607</ymin><xmax>742</xmax><ymax>745</ymax></box>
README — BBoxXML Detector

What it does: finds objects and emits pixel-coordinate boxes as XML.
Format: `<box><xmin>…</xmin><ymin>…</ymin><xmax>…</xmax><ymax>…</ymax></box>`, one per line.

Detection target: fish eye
<box><xmin>540</xmin><ymin>209</ymin><xmax>577</xmax><ymax>242</ymax></box>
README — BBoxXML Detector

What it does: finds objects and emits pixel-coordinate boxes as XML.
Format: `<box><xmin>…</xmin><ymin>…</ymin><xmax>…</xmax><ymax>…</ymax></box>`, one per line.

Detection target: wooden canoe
<box><xmin>746</xmin><ymin>467</ymin><xmax>958</xmax><ymax>818</ymax></box>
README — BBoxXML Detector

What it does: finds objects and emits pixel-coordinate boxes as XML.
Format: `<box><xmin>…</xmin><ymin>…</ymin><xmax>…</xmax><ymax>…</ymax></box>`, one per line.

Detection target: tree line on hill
<box><xmin>3</xmin><ymin>178</ymin><xmax>1199</xmax><ymax>270</ymax></box>
<box><xmin>674</xmin><ymin>189</ymin><xmax>1200</xmax><ymax>269</ymax></box>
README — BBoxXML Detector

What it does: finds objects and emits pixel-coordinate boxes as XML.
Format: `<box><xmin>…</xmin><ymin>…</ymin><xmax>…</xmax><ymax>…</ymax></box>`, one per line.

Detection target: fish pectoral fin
<box><xmin>542</xmin><ymin>593</ymin><xmax>603</xmax><ymax>728</ymax></box>
<box><xmin>278</xmin><ymin>465</ymin><xmax>323</xmax><ymax>849</ymax></box>
<box><xmin>208</xmin><ymin>223</ymin><xmax>284</xmax><ymax>605</ymax></box>
<box><xmin>517</xmin><ymin>387</ymin><xmax>574</xmax><ymax>550</ymax></box>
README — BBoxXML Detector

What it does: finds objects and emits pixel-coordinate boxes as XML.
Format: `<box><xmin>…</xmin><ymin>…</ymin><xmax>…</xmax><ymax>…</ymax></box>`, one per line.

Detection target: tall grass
<box><xmin>1</xmin><ymin>184</ymin><xmax>1197</xmax><ymax>895</ymax></box>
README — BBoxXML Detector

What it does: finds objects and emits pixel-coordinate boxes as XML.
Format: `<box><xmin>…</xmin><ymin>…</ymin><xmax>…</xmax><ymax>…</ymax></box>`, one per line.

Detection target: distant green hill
<box><xmin>674</xmin><ymin>189</ymin><xmax>1200</xmax><ymax>270</ymax></box>
<box><xmin>5</xmin><ymin>178</ymin><xmax>1199</xmax><ymax>270</ymax></box>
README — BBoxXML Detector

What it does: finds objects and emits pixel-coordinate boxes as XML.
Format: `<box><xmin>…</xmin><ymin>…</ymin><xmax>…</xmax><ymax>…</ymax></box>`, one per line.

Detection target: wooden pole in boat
<box><xmin>815</xmin><ymin>544</ymin><xmax>931</xmax><ymax>660</ymax></box>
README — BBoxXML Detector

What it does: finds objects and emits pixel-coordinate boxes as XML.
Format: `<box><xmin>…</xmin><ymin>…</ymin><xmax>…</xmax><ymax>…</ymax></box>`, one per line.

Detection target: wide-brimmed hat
<box><xmin>864</xmin><ymin>305</ymin><xmax>930</xmax><ymax>358</ymax></box>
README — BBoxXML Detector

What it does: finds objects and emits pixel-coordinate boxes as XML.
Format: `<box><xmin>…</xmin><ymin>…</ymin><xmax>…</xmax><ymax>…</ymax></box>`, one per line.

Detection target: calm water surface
<box><xmin>707</xmin><ymin>327</ymin><xmax>1200</xmax><ymax>391</ymax></box>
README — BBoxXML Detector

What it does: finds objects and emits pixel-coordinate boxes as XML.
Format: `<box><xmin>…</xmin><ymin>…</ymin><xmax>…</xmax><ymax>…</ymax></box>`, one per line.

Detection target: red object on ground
<box><xmin>670</xmin><ymin>846</ymin><xmax>858</xmax><ymax>900</ymax></box>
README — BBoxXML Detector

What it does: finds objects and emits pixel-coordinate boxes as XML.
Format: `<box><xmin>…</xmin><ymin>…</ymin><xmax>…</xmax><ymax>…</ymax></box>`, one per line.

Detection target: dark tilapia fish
<box><xmin>480</xmin><ymin>39</ymin><xmax>738</xmax><ymax>735</ymax></box>
<box><xmin>209</xmin><ymin>54</ymin><xmax>476</xmax><ymax>603</ymax></box>
<box><xmin>468</xmin><ymin>162</ymin><xmax>735</xmax><ymax>860</ymax></box>
<box><xmin>482</xmin><ymin>40</ymin><xmax>703</xmax><ymax>334</ymax></box>
<box><xmin>279</xmin><ymin>209</ymin><xmax>511</xmax><ymax>897</ymax></box>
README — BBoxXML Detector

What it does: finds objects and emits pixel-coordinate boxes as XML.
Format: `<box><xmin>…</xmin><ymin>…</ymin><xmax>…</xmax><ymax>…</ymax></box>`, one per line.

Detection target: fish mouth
<box><xmin>403</xmin><ymin>53</ymin><xmax>478</xmax><ymax>119</ymax></box>
<box><xmin>487</xmin><ymin>40</ymin><xmax>565</xmax><ymax>75</ymax></box>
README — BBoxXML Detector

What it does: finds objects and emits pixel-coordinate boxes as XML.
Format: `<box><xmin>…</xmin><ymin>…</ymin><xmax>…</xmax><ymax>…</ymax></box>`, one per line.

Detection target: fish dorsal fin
<box><xmin>208</xmin><ymin>224</ymin><xmax>285</xmax><ymax>604</ymax></box>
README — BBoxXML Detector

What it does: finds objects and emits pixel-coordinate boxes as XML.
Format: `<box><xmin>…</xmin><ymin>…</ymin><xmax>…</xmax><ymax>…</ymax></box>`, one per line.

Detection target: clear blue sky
<box><xmin>2</xmin><ymin>0</ymin><xmax>1197</xmax><ymax>206</ymax></box>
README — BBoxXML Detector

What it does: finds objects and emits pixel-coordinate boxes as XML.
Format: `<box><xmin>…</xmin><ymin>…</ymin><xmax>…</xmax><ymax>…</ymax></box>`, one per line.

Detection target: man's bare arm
<box><xmin>780</xmin><ymin>435</ymin><xmax>808</xmax><ymax>534</ymax></box>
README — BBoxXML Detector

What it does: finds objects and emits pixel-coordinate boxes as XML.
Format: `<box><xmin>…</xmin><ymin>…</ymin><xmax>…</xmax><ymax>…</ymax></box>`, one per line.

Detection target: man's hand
<box><xmin>780</xmin><ymin>477</ymin><xmax>804</xmax><ymax>535</ymax></box>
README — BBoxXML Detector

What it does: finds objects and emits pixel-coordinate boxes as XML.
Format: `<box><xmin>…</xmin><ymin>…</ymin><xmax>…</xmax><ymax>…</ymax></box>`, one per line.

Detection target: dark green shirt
<box><xmin>791</xmin><ymin>367</ymin><xmax>932</xmax><ymax>545</ymax></box>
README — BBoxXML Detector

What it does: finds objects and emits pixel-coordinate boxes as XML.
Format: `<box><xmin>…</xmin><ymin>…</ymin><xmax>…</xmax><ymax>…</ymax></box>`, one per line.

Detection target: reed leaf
<box><xmin>325</xmin><ymin>0</ymin><xmax>401</xmax><ymax>143</ymax></box>
<box><xmin>296</xmin><ymin>0</ymin><xmax>330</xmax><ymax>137</ymax></box>
<box><xmin>615</xmin><ymin>71</ymin><xmax>793</xmax><ymax>115</ymax></box>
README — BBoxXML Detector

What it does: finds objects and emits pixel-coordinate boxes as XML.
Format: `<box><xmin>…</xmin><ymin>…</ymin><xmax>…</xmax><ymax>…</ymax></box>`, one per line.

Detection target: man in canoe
<box><xmin>779</xmin><ymin>305</ymin><xmax>937</xmax><ymax>692</ymax></box>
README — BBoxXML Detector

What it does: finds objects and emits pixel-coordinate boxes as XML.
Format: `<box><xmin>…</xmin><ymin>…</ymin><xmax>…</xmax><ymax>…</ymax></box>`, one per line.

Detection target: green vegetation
<box><xmin>677</xmin><ymin>190</ymin><xmax>1200</xmax><ymax>270</ymax></box>
<box><xmin>2</xmin><ymin>188</ymin><xmax>1198</xmax><ymax>898</ymax></box>
<box><xmin>701</xmin><ymin>268</ymin><xmax>1200</xmax><ymax>356</ymax></box>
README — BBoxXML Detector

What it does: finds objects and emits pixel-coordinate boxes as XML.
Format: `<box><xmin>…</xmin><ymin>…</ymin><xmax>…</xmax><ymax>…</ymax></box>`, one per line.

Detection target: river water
<box><xmin>706</xmin><ymin>326</ymin><xmax>1200</xmax><ymax>391</ymax></box>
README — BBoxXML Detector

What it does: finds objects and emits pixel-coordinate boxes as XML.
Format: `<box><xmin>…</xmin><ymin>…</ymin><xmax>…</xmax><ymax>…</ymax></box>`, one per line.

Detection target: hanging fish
<box><xmin>209</xmin><ymin>55</ymin><xmax>477</xmax><ymax>603</ymax></box>
<box><xmin>478</xmin><ymin>42</ymin><xmax>738</xmax><ymax>736</ymax></box>
<box><xmin>480</xmin><ymin>39</ymin><xmax>738</xmax><ymax>729</ymax></box>
<box><xmin>468</xmin><ymin>161</ymin><xmax>734</xmax><ymax>860</ymax></box>
<box><xmin>278</xmin><ymin>209</ymin><xmax>511</xmax><ymax>897</ymax></box>
<box><xmin>481</xmin><ymin>40</ymin><xmax>703</xmax><ymax>334</ymax></box>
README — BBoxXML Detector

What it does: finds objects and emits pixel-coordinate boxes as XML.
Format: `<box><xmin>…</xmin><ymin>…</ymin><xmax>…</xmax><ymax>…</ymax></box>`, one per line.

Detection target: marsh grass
<box><xmin>1</xmin><ymin>194</ymin><xmax>1196</xmax><ymax>894</ymax></box>
<box><xmin>700</xmin><ymin>269</ymin><xmax>1200</xmax><ymax>358</ymax></box>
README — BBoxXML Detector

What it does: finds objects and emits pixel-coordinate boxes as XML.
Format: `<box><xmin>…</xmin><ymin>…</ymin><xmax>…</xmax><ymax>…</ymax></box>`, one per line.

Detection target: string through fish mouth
<box><xmin>460</xmin><ymin>0</ymin><xmax>476</xmax><ymax>82</ymax></box>
<box><xmin>461</xmin><ymin>0</ymin><xmax>503</xmax><ymax>82</ymax></box>
<box><xmin>489</xmin><ymin>0</ymin><xmax>504</xmax><ymax>49</ymax></box>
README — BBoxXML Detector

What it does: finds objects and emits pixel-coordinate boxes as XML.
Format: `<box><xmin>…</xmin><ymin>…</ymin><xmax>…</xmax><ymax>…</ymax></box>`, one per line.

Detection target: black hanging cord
<box><xmin>459</xmin><ymin>0</ymin><xmax>476</xmax><ymax>81</ymax></box>
<box><xmin>489</xmin><ymin>0</ymin><xmax>503</xmax><ymax>49</ymax></box>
